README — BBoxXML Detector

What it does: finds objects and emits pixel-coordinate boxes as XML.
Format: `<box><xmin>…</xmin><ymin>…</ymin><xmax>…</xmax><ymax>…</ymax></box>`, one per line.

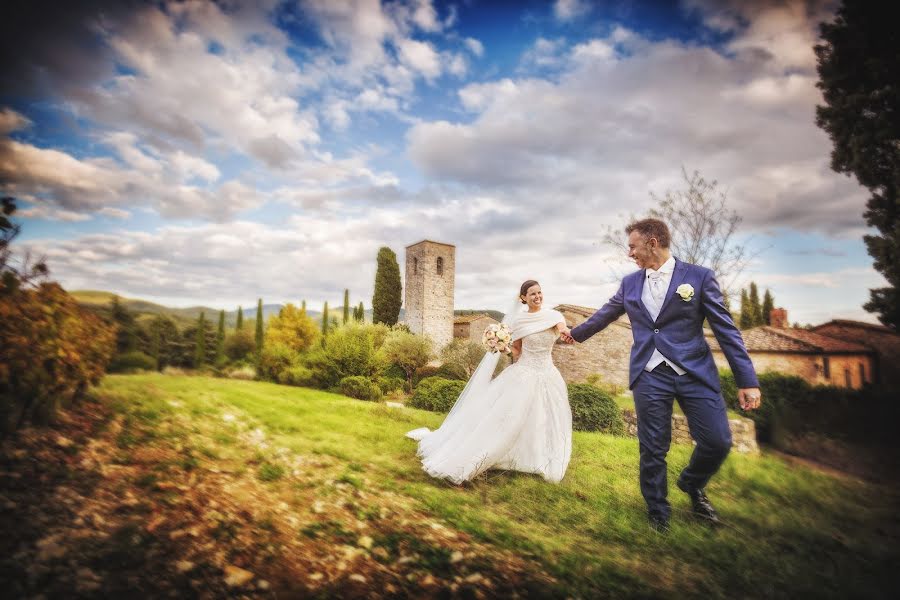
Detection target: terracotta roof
<box><xmin>706</xmin><ymin>326</ymin><xmax>873</xmax><ymax>354</ymax></box>
<box><xmin>554</xmin><ymin>304</ymin><xmax>631</xmax><ymax>327</ymax></box>
<box><xmin>812</xmin><ymin>319</ymin><xmax>897</xmax><ymax>335</ymax></box>
<box><xmin>453</xmin><ymin>313</ymin><xmax>496</xmax><ymax>324</ymax></box>
<box><xmin>554</xmin><ymin>304</ymin><xmax>598</xmax><ymax>317</ymax></box>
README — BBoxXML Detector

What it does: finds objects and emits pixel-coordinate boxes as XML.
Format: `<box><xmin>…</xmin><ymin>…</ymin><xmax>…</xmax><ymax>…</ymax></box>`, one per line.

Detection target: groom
<box><xmin>564</xmin><ymin>218</ymin><xmax>761</xmax><ymax>533</ymax></box>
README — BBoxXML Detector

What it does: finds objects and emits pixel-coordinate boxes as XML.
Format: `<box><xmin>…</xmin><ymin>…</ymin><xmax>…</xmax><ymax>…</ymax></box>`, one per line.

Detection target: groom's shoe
<box><xmin>677</xmin><ymin>480</ymin><xmax>721</xmax><ymax>526</ymax></box>
<box><xmin>648</xmin><ymin>514</ymin><xmax>669</xmax><ymax>534</ymax></box>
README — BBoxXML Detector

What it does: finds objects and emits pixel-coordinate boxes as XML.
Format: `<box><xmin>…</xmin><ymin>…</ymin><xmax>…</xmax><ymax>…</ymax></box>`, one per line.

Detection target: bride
<box><xmin>406</xmin><ymin>280</ymin><xmax>573</xmax><ymax>484</ymax></box>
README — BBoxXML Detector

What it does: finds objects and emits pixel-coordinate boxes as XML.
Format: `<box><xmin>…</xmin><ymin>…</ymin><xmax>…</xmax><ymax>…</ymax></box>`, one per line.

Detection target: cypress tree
<box><xmin>150</xmin><ymin>320</ymin><xmax>161</xmax><ymax>370</ymax></box>
<box><xmin>301</xmin><ymin>299</ymin><xmax>306</xmax><ymax>314</ymax></box>
<box><xmin>373</xmin><ymin>246</ymin><xmax>402</xmax><ymax>325</ymax></box>
<box><xmin>343</xmin><ymin>289</ymin><xmax>350</xmax><ymax>324</ymax></box>
<box><xmin>749</xmin><ymin>282</ymin><xmax>763</xmax><ymax>327</ymax></box>
<box><xmin>255</xmin><ymin>298</ymin><xmax>264</xmax><ymax>356</ymax></box>
<box><xmin>356</xmin><ymin>301</ymin><xmax>365</xmax><ymax>322</ymax></box>
<box><xmin>236</xmin><ymin>306</ymin><xmax>243</xmax><ymax>330</ymax></box>
<box><xmin>216</xmin><ymin>310</ymin><xmax>225</xmax><ymax>363</ymax></box>
<box><xmin>322</xmin><ymin>302</ymin><xmax>329</xmax><ymax>336</ymax></box>
<box><xmin>195</xmin><ymin>312</ymin><xmax>207</xmax><ymax>367</ymax></box>
<box><xmin>739</xmin><ymin>289</ymin><xmax>752</xmax><ymax>329</ymax></box>
<box><xmin>762</xmin><ymin>289</ymin><xmax>775</xmax><ymax>326</ymax></box>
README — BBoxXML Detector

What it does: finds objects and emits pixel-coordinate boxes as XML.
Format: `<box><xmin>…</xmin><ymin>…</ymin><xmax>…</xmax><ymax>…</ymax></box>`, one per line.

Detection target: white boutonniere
<box><xmin>676</xmin><ymin>283</ymin><xmax>694</xmax><ymax>302</ymax></box>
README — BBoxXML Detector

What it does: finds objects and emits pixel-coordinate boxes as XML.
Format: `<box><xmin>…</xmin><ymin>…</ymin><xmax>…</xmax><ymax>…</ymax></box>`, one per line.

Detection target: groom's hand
<box><xmin>738</xmin><ymin>388</ymin><xmax>762</xmax><ymax>411</ymax></box>
<box><xmin>559</xmin><ymin>330</ymin><xmax>576</xmax><ymax>344</ymax></box>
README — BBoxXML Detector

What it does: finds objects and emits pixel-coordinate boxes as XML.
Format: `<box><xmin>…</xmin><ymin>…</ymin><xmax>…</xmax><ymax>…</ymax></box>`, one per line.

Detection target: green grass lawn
<box><xmin>96</xmin><ymin>373</ymin><xmax>899</xmax><ymax>598</ymax></box>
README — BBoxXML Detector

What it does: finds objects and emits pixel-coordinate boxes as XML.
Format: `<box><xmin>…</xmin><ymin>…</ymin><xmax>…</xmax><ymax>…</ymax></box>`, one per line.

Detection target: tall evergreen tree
<box><xmin>762</xmin><ymin>289</ymin><xmax>775</xmax><ymax>326</ymax></box>
<box><xmin>816</xmin><ymin>1</ymin><xmax>900</xmax><ymax>329</ymax></box>
<box><xmin>343</xmin><ymin>289</ymin><xmax>350</xmax><ymax>324</ymax></box>
<box><xmin>748</xmin><ymin>282</ymin><xmax>763</xmax><ymax>327</ymax></box>
<box><xmin>216</xmin><ymin>310</ymin><xmax>225</xmax><ymax>363</ymax></box>
<box><xmin>373</xmin><ymin>246</ymin><xmax>402</xmax><ymax>325</ymax></box>
<box><xmin>236</xmin><ymin>306</ymin><xmax>243</xmax><ymax>330</ymax></box>
<box><xmin>195</xmin><ymin>312</ymin><xmax>207</xmax><ymax>367</ymax></box>
<box><xmin>739</xmin><ymin>289</ymin><xmax>752</xmax><ymax>330</ymax></box>
<box><xmin>149</xmin><ymin>320</ymin><xmax>161</xmax><ymax>370</ymax></box>
<box><xmin>356</xmin><ymin>301</ymin><xmax>365</xmax><ymax>322</ymax></box>
<box><xmin>255</xmin><ymin>298</ymin><xmax>264</xmax><ymax>357</ymax></box>
<box><xmin>301</xmin><ymin>299</ymin><xmax>306</xmax><ymax>314</ymax></box>
<box><xmin>322</xmin><ymin>302</ymin><xmax>329</xmax><ymax>337</ymax></box>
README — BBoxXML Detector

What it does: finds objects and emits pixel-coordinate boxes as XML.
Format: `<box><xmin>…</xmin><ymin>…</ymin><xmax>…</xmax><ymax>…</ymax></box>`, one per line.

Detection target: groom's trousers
<box><xmin>632</xmin><ymin>362</ymin><xmax>732</xmax><ymax>519</ymax></box>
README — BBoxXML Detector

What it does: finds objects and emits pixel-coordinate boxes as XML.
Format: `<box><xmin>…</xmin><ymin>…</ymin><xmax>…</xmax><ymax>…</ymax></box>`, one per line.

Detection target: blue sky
<box><xmin>0</xmin><ymin>0</ymin><xmax>882</xmax><ymax>324</ymax></box>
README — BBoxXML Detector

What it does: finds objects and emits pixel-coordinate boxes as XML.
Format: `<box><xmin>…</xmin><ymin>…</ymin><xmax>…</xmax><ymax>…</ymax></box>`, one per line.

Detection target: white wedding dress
<box><xmin>407</xmin><ymin>321</ymin><xmax>572</xmax><ymax>485</ymax></box>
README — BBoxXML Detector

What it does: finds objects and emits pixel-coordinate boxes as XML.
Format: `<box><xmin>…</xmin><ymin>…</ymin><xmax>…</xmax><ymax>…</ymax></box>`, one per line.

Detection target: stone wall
<box><xmin>622</xmin><ymin>409</ymin><xmax>759</xmax><ymax>454</ymax></box>
<box><xmin>404</xmin><ymin>241</ymin><xmax>455</xmax><ymax>349</ymax></box>
<box><xmin>710</xmin><ymin>350</ymin><xmax>876</xmax><ymax>389</ymax></box>
<box><xmin>453</xmin><ymin>316</ymin><xmax>498</xmax><ymax>341</ymax></box>
<box><xmin>552</xmin><ymin>307</ymin><xmax>632</xmax><ymax>387</ymax></box>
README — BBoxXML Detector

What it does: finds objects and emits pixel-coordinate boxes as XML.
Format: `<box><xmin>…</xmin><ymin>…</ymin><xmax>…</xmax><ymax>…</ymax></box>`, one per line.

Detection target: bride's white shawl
<box><xmin>509</xmin><ymin>307</ymin><xmax>566</xmax><ymax>341</ymax></box>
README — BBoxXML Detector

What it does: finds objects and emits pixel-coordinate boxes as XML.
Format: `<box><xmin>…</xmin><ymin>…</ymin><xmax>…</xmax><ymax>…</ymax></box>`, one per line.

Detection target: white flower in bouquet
<box><xmin>482</xmin><ymin>323</ymin><xmax>512</xmax><ymax>354</ymax></box>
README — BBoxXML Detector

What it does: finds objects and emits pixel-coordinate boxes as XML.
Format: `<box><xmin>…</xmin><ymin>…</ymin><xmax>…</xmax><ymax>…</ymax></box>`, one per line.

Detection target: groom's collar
<box><xmin>646</xmin><ymin>255</ymin><xmax>676</xmax><ymax>276</ymax></box>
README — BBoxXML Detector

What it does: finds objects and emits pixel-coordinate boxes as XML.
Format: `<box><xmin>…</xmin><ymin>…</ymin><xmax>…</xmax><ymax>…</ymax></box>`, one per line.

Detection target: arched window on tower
<box><xmin>436</xmin><ymin>257</ymin><xmax>444</xmax><ymax>276</ymax></box>
<box><xmin>414</xmin><ymin>258</ymin><xmax>418</xmax><ymax>275</ymax></box>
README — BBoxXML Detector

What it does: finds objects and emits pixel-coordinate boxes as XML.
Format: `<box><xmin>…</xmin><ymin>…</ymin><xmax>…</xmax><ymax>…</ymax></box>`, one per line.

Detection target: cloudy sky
<box><xmin>0</xmin><ymin>0</ymin><xmax>882</xmax><ymax>324</ymax></box>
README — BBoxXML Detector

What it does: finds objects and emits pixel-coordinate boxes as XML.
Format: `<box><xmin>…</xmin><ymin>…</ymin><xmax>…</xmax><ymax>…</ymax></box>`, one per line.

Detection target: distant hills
<box><xmin>72</xmin><ymin>290</ymin><xmax>504</xmax><ymax>329</ymax></box>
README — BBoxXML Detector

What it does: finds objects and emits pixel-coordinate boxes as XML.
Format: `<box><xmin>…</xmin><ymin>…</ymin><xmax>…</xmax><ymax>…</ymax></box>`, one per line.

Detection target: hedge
<box><xmin>567</xmin><ymin>383</ymin><xmax>625</xmax><ymax>434</ymax></box>
<box><xmin>409</xmin><ymin>376</ymin><xmax>466</xmax><ymax>413</ymax></box>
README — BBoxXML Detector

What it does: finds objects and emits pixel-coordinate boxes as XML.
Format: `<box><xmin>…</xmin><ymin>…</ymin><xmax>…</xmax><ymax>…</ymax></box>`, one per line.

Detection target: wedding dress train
<box><xmin>407</xmin><ymin>316</ymin><xmax>572</xmax><ymax>485</ymax></box>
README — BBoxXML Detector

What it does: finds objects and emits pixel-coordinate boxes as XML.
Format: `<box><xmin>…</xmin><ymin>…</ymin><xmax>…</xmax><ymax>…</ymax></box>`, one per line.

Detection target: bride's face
<box><xmin>522</xmin><ymin>284</ymin><xmax>543</xmax><ymax>311</ymax></box>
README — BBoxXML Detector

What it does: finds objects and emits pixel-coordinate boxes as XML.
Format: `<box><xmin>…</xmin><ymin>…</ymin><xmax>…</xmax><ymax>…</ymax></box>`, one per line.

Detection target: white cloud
<box><xmin>464</xmin><ymin>37</ymin><xmax>484</xmax><ymax>57</ymax></box>
<box><xmin>396</xmin><ymin>38</ymin><xmax>442</xmax><ymax>80</ymax></box>
<box><xmin>0</xmin><ymin>108</ymin><xmax>31</xmax><ymax>134</ymax></box>
<box><xmin>19</xmin><ymin>206</ymin><xmax>93</xmax><ymax>222</ymax></box>
<box><xmin>99</xmin><ymin>207</ymin><xmax>131</xmax><ymax>219</ymax></box>
<box><xmin>554</xmin><ymin>0</ymin><xmax>590</xmax><ymax>22</ymax></box>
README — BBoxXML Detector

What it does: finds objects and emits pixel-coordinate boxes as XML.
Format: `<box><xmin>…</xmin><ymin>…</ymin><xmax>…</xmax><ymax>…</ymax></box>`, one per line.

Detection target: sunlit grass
<box><xmin>97</xmin><ymin>373</ymin><xmax>899</xmax><ymax>599</ymax></box>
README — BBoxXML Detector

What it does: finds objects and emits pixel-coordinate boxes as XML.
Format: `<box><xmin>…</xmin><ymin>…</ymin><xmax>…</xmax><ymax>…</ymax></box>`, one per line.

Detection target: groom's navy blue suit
<box><xmin>571</xmin><ymin>259</ymin><xmax>758</xmax><ymax>519</ymax></box>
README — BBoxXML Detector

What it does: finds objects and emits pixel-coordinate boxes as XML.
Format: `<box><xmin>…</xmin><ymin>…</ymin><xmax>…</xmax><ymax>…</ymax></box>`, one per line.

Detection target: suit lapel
<box><xmin>633</xmin><ymin>270</ymin><xmax>655</xmax><ymax>323</ymax></box>
<box><xmin>656</xmin><ymin>259</ymin><xmax>687</xmax><ymax>321</ymax></box>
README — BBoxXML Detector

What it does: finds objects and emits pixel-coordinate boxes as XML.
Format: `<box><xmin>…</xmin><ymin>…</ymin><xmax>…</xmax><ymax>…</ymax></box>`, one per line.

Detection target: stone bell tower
<box><xmin>404</xmin><ymin>240</ymin><xmax>455</xmax><ymax>348</ymax></box>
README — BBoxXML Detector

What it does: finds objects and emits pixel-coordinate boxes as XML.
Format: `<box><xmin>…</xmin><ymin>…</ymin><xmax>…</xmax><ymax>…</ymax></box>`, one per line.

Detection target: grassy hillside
<box><xmin>3</xmin><ymin>373</ymin><xmax>896</xmax><ymax>598</ymax></box>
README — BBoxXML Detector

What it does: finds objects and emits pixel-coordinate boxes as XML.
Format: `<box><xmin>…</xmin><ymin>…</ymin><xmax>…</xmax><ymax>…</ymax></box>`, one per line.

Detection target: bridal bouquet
<box><xmin>482</xmin><ymin>323</ymin><xmax>512</xmax><ymax>354</ymax></box>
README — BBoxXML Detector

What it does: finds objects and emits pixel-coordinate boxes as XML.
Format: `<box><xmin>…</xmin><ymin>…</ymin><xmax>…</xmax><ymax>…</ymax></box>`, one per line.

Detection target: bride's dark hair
<box><xmin>519</xmin><ymin>280</ymin><xmax>540</xmax><ymax>304</ymax></box>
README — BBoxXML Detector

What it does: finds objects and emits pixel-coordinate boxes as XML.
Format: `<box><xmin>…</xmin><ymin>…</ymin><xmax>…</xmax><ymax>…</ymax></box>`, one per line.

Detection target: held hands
<box><xmin>737</xmin><ymin>388</ymin><xmax>762</xmax><ymax>411</ymax></box>
<box><xmin>559</xmin><ymin>328</ymin><xmax>576</xmax><ymax>344</ymax></box>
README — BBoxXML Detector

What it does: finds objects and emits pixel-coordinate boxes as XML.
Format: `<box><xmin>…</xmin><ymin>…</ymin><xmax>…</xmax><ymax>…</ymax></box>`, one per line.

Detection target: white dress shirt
<box><xmin>642</xmin><ymin>256</ymin><xmax>686</xmax><ymax>375</ymax></box>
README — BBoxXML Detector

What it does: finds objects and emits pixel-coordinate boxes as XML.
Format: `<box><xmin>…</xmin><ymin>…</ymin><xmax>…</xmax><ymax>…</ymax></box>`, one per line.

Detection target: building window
<box><xmin>413</xmin><ymin>258</ymin><xmax>418</xmax><ymax>275</ymax></box>
<box><xmin>859</xmin><ymin>363</ymin><xmax>866</xmax><ymax>385</ymax></box>
<box><xmin>436</xmin><ymin>256</ymin><xmax>443</xmax><ymax>276</ymax></box>
<box><xmin>844</xmin><ymin>368</ymin><xmax>852</xmax><ymax>388</ymax></box>
<box><xmin>822</xmin><ymin>356</ymin><xmax>830</xmax><ymax>379</ymax></box>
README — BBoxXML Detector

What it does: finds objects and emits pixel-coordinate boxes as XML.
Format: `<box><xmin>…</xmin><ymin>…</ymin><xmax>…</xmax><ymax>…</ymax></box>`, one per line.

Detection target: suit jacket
<box><xmin>570</xmin><ymin>259</ymin><xmax>758</xmax><ymax>393</ymax></box>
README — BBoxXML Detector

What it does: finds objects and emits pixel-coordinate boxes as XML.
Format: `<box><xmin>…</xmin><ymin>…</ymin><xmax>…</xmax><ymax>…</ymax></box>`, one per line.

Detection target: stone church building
<box><xmin>403</xmin><ymin>240</ymin><xmax>456</xmax><ymax>348</ymax></box>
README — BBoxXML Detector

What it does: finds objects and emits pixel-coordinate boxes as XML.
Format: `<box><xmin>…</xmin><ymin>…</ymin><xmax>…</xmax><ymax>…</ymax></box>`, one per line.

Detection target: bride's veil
<box><xmin>407</xmin><ymin>298</ymin><xmax>523</xmax><ymax>446</ymax></box>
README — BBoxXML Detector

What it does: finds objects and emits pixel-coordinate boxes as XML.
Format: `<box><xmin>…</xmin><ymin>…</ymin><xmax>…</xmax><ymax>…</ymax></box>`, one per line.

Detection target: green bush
<box><xmin>409</xmin><ymin>376</ymin><xmax>466</xmax><ymax>413</ymax></box>
<box><xmin>108</xmin><ymin>350</ymin><xmax>157</xmax><ymax>373</ymax></box>
<box><xmin>413</xmin><ymin>364</ymin><xmax>441</xmax><ymax>386</ymax></box>
<box><xmin>567</xmin><ymin>383</ymin><xmax>625</xmax><ymax>434</ymax></box>
<box><xmin>258</xmin><ymin>342</ymin><xmax>302</xmax><ymax>382</ymax></box>
<box><xmin>278</xmin><ymin>365</ymin><xmax>315</xmax><ymax>387</ymax></box>
<box><xmin>339</xmin><ymin>376</ymin><xmax>383</xmax><ymax>402</ymax></box>
<box><xmin>377</xmin><ymin>376</ymin><xmax>406</xmax><ymax>394</ymax></box>
<box><xmin>305</xmin><ymin>323</ymin><xmax>385</xmax><ymax>389</ymax></box>
<box><xmin>720</xmin><ymin>370</ymin><xmax>811</xmax><ymax>443</ymax></box>
<box><xmin>435</xmin><ymin>362</ymin><xmax>468</xmax><ymax>381</ymax></box>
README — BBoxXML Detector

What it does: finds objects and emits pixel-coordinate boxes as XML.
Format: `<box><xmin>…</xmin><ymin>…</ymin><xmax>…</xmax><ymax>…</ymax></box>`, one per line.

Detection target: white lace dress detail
<box><xmin>409</xmin><ymin>327</ymin><xmax>572</xmax><ymax>484</ymax></box>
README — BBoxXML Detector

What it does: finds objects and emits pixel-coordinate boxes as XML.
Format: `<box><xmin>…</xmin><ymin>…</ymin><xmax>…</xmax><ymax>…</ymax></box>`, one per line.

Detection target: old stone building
<box><xmin>453</xmin><ymin>313</ymin><xmax>499</xmax><ymax>341</ymax></box>
<box><xmin>706</xmin><ymin>323</ymin><xmax>876</xmax><ymax>389</ymax></box>
<box><xmin>404</xmin><ymin>240</ymin><xmax>455</xmax><ymax>348</ymax></box>
<box><xmin>552</xmin><ymin>304</ymin><xmax>633</xmax><ymax>388</ymax></box>
<box><xmin>811</xmin><ymin>319</ymin><xmax>900</xmax><ymax>386</ymax></box>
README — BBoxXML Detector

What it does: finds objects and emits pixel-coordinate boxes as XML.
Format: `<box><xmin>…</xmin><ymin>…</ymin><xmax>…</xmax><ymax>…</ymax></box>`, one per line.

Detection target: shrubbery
<box><xmin>108</xmin><ymin>350</ymin><xmax>157</xmax><ymax>373</ymax></box>
<box><xmin>1</xmin><ymin>282</ymin><xmax>115</xmax><ymax>433</ymax></box>
<box><xmin>409</xmin><ymin>376</ymin><xmax>466</xmax><ymax>413</ymax></box>
<box><xmin>720</xmin><ymin>369</ymin><xmax>899</xmax><ymax>445</ymax></box>
<box><xmin>567</xmin><ymin>383</ymin><xmax>625</xmax><ymax>434</ymax></box>
<box><xmin>339</xmin><ymin>376</ymin><xmax>383</xmax><ymax>401</ymax></box>
<box><xmin>377</xmin><ymin>376</ymin><xmax>406</xmax><ymax>394</ymax></box>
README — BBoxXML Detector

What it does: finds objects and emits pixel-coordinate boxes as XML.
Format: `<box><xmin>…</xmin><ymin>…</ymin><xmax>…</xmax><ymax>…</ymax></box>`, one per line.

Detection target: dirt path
<box><xmin>0</xmin><ymin>397</ymin><xmax>561</xmax><ymax>598</ymax></box>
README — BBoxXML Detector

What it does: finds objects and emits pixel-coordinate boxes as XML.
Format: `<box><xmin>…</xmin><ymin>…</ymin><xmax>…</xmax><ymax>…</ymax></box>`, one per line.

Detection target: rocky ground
<box><xmin>0</xmin><ymin>396</ymin><xmax>561</xmax><ymax>598</ymax></box>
